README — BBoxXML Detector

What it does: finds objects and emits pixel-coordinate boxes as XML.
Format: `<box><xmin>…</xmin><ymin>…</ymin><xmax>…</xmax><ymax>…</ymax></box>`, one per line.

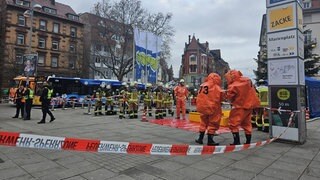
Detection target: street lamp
<box><xmin>23</xmin><ymin>3</ymin><xmax>42</xmax><ymax>85</ymax></box>
<box><xmin>24</xmin><ymin>3</ymin><xmax>42</xmax><ymax>53</ymax></box>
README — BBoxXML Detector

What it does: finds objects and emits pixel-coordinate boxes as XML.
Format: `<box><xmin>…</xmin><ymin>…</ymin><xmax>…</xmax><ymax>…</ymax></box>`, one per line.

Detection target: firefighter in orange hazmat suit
<box><xmin>225</xmin><ymin>70</ymin><xmax>260</xmax><ymax>145</ymax></box>
<box><xmin>195</xmin><ymin>73</ymin><xmax>223</xmax><ymax>146</ymax></box>
<box><xmin>174</xmin><ymin>79</ymin><xmax>189</xmax><ymax>120</ymax></box>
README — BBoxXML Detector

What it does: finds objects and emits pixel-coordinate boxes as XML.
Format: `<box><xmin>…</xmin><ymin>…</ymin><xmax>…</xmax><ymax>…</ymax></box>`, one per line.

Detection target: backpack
<box><xmin>196</xmin><ymin>82</ymin><xmax>221</xmax><ymax>115</ymax></box>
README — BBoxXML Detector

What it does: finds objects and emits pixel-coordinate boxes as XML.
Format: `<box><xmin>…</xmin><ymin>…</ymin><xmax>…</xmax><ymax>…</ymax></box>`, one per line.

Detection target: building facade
<box><xmin>80</xmin><ymin>12</ymin><xmax>134</xmax><ymax>82</ymax></box>
<box><xmin>180</xmin><ymin>35</ymin><xmax>229</xmax><ymax>88</ymax></box>
<box><xmin>0</xmin><ymin>0</ymin><xmax>84</xmax><ymax>91</ymax></box>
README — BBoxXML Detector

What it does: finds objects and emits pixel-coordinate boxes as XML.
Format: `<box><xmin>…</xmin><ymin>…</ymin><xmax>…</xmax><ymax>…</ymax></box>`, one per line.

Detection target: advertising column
<box><xmin>266</xmin><ymin>0</ymin><xmax>306</xmax><ymax>143</ymax></box>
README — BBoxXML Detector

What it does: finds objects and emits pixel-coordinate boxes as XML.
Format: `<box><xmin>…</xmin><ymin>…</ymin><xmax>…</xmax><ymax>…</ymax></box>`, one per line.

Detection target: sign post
<box><xmin>266</xmin><ymin>0</ymin><xmax>306</xmax><ymax>143</ymax></box>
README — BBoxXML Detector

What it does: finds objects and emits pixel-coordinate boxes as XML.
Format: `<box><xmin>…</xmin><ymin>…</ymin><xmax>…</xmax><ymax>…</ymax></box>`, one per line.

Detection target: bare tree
<box><xmin>91</xmin><ymin>0</ymin><xmax>174</xmax><ymax>81</ymax></box>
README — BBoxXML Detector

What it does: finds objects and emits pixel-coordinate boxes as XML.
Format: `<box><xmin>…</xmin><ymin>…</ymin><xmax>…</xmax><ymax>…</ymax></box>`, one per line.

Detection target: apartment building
<box><xmin>0</xmin><ymin>0</ymin><xmax>84</xmax><ymax>90</ymax></box>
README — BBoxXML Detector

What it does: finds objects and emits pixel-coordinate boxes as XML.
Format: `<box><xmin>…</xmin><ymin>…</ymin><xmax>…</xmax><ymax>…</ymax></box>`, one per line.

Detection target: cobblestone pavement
<box><xmin>0</xmin><ymin>104</ymin><xmax>319</xmax><ymax>180</ymax></box>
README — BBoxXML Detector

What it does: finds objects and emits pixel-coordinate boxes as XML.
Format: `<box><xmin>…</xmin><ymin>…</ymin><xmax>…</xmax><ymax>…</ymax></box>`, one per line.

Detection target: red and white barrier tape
<box><xmin>0</xmin><ymin>131</ymin><xmax>275</xmax><ymax>155</ymax></box>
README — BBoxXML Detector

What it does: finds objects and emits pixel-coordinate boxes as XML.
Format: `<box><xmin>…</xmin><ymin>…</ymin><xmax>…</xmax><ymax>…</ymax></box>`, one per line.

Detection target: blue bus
<box><xmin>46</xmin><ymin>76</ymin><xmax>145</xmax><ymax>106</ymax></box>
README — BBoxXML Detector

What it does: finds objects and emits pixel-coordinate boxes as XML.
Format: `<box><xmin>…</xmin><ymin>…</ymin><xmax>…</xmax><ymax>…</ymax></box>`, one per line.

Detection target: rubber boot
<box><xmin>207</xmin><ymin>134</ymin><xmax>219</xmax><ymax>146</ymax></box>
<box><xmin>195</xmin><ymin>132</ymin><xmax>205</xmax><ymax>144</ymax></box>
<box><xmin>245</xmin><ymin>134</ymin><xmax>251</xmax><ymax>144</ymax></box>
<box><xmin>230</xmin><ymin>132</ymin><xmax>240</xmax><ymax>145</ymax></box>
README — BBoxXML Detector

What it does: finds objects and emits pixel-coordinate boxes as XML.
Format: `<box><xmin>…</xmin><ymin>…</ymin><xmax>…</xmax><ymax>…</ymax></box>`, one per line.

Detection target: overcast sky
<box><xmin>63</xmin><ymin>0</ymin><xmax>266</xmax><ymax>79</ymax></box>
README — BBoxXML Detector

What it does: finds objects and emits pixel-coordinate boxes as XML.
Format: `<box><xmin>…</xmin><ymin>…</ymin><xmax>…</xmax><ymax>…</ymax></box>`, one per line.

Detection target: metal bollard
<box><xmin>51</xmin><ymin>99</ymin><xmax>55</xmax><ymax>111</ymax></box>
<box><xmin>62</xmin><ymin>99</ymin><xmax>66</xmax><ymax>110</ymax></box>
<box><xmin>72</xmin><ymin>99</ymin><xmax>76</xmax><ymax>109</ymax></box>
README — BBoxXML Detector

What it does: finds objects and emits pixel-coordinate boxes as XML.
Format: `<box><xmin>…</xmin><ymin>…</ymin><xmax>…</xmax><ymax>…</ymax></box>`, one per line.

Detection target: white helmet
<box><xmin>180</xmin><ymin>79</ymin><xmax>185</xmax><ymax>83</ymax></box>
<box><xmin>106</xmin><ymin>84</ymin><xmax>111</xmax><ymax>89</ymax></box>
<box><xmin>146</xmin><ymin>83</ymin><xmax>152</xmax><ymax>88</ymax></box>
<box><xmin>122</xmin><ymin>82</ymin><xmax>127</xmax><ymax>86</ymax></box>
<box><xmin>158</xmin><ymin>82</ymin><xmax>163</xmax><ymax>86</ymax></box>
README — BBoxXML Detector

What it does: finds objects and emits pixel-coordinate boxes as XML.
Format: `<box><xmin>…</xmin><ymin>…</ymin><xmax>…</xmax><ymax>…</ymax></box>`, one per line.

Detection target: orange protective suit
<box><xmin>174</xmin><ymin>84</ymin><xmax>189</xmax><ymax>119</ymax></box>
<box><xmin>225</xmin><ymin>70</ymin><xmax>260</xmax><ymax>134</ymax></box>
<box><xmin>196</xmin><ymin>73</ymin><xmax>223</xmax><ymax>135</ymax></box>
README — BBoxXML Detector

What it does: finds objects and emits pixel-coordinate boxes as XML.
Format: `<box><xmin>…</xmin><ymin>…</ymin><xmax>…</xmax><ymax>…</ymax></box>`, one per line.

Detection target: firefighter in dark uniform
<box><xmin>143</xmin><ymin>83</ymin><xmax>153</xmax><ymax>117</ymax></box>
<box><xmin>119</xmin><ymin>82</ymin><xmax>129</xmax><ymax>119</ymax></box>
<box><xmin>164</xmin><ymin>85</ymin><xmax>174</xmax><ymax>117</ymax></box>
<box><xmin>12</xmin><ymin>85</ymin><xmax>25</xmax><ymax>119</ymax></box>
<box><xmin>23</xmin><ymin>85</ymin><xmax>34</xmax><ymax>120</ymax></box>
<box><xmin>154</xmin><ymin>82</ymin><xmax>164</xmax><ymax>119</ymax></box>
<box><xmin>38</xmin><ymin>82</ymin><xmax>55</xmax><ymax>124</ymax></box>
<box><xmin>94</xmin><ymin>88</ymin><xmax>103</xmax><ymax>116</ymax></box>
<box><xmin>128</xmin><ymin>81</ymin><xmax>139</xmax><ymax>119</ymax></box>
<box><xmin>104</xmin><ymin>84</ymin><xmax>115</xmax><ymax>115</ymax></box>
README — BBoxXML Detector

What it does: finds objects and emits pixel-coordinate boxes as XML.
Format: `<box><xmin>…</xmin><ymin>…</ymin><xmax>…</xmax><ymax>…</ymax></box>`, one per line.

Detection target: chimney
<box><xmin>51</xmin><ymin>0</ymin><xmax>55</xmax><ymax>5</ymax></box>
<box><xmin>188</xmin><ymin>35</ymin><xmax>191</xmax><ymax>44</ymax></box>
<box><xmin>206</xmin><ymin>41</ymin><xmax>209</xmax><ymax>48</ymax></box>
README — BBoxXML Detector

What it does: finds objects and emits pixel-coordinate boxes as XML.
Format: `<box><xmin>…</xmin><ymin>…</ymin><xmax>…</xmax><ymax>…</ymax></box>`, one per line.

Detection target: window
<box><xmin>38</xmin><ymin>54</ymin><xmax>45</xmax><ymax>66</ymax></box>
<box><xmin>15</xmin><ymin>0</ymin><xmax>30</xmax><ymax>7</ymax></box>
<box><xmin>304</xmin><ymin>30</ymin><xmax>312</xmax><ymax>44</ymax></box>
<box><xmin>67</xmin><ymin>14</ymin><xmax>79</xmax><ymax>21</ymax></box>
<box><xmin>70</xmin><ymin>27</ymin><xmax>77</xmax><ymax>37</ymax></box>
<box><xmin>111</xmin><ymin>34</ymin><xmax>124</xmax><ymax>42</ymax></box>
<box><xmin>52</xmin><ymin>40</ymin><xmax>59</xmax><ymax>50</ymax></box>
<box><xmin>53</xmin><ymin>23</ymin><xmax>60</xmax><ymax>33</ymax></box>
<box><xmin>69</xmin><ymin>59</ymin><xmax>75</xmax><ymax>69</ymax></box>
<box><xmin>39</xmin><ymin>20</ymin><xmax>47</xmax><ymax>31</ymax></box>
<box><xmin>18</xmin><ymin>15</ymin><xmax>25</xmax><ymax>26</ymax></box>
<box><xmin>189</xmin><ymin>54</ymin><xmax>197</xmax><ymax>66</ymax></box>
<box><xmin>17</xmin><ymin>34</ymin><xmax>25</xmax><ymax>45</ymax></box>
<box><xmin>69</xmin><ymin>44</ymin><xmax>76</xmax><ymax>53</ymax></box>
<box><xmin>95</xmin><ymin>44</ymin><xmax>101</xmax><ymax>51</ymax></box>
<box><xmin>95</xmin><ymin>56</ymin><xmax>101</xmax><ymax>63</ymax></box>
<box><xmin>303</xmin><ymin>2</ymin><xmax>311</xmax><ymax>9</ymax></box>
<box><xmin>51</xmin><ymin>56</ymin><xmax>58</xmax><ymax>67</ymax></box>
<box><xmin>44</xmin><ymin>7</ymin><xmax>57</xmax><ymax>15</ymax></box>
<box><xmin>190</xmin><ymin>65</ymin><xmax>197</xmax><ymax>73</ymax></box>
<box><xmin>16</xmin><ymin>53</ymin><xmax>24</xmax><ymax>64</ymax></box>
<box><xmin>38</xmin><ymin>38</ymin><xmax>46</xmax><ymax>48</ymax></box>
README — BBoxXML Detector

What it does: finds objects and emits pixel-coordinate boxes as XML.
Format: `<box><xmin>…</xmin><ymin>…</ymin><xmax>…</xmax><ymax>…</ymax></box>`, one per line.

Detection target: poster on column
<box><xmin>267</xmin><ymin>0</ymin><xmax>302</xmax><ymax>8</ymax></box>
<box><xmin>267</xmin><ymin>2</ymin><xmax>297</xmax><ymax>33</ymax></box>
<box><xmin>23</xmin><ymin>54</ymin><xmax>37</xmax><ymax>77</ymax></box>
<box><xmin>268</xmin><ymin>59</ymin><xmax>299</xmax><ymax>85</ymax></box>
<box><xmin>270</xmin><ymin>86</ymin><xmax>298</xmax><ymax>128</ymax></box>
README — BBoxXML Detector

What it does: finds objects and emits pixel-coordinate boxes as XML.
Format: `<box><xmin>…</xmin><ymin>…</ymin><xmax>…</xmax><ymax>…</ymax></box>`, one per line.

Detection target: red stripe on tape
<box><xmin>256</xmin><ymin>141</ymin><xmax>262</xmax><ymax>147</ymax></box>
<box><xmin>225</xmin><ymin>145</ymin><xmax>236</xmax><ymax>153</ymax></box>
<box><xmin>201</xmin><ymin>146</ymin><xmax>215</xmax><ymax>155</ymax></box>
<box><xmin>62</xmin><ymin>138</ymin><xmax>100</xmax><ymax>152</ymax></box>
<box><xmin>170</xmin><ymin>144</ymin><xmax>189</xmax><ymax>155</ymax></box>
<box><xmin>127</xmin><ymin>142</ymin><xmax>152</xmax><ymax>154</ymax></box>
<box><xmin>242</xmin><ymin>144</ymin><xmax>251</xmax><ymax>150</ymax></box>
<box><xmin>0</xmin><ymin>131</ymin><xmax>20</xmax><ymax>146</ymax></box>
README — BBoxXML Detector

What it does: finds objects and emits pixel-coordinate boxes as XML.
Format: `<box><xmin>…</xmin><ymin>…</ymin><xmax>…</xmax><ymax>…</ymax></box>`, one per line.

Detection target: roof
<box><xmin>6</xmin><ymin>0</ymin><xmax>80</xmax><ymax>23</ymax></box>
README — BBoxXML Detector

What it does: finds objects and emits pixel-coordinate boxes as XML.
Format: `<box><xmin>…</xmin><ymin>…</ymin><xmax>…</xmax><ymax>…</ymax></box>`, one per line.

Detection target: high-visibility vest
<box><xmin>24</xmin><ymin>88</ymin><xmax>34</xmax><ymax>99</ymax></box>
<box><xmin>48</xmin><ymin>89</ymin><xmax>53</xmax><ymax>99</ymax></box>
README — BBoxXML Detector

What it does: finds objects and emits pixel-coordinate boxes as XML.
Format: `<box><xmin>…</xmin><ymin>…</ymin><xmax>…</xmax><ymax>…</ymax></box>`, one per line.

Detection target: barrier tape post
<box><xmin>305</xmin><ymin>108</ymin><xmax>310</xmax><ymax>121</ymax></box>
<box><xmin>51</xmin><ymin>99</ymin><xmax>55</xmax><ymax>111</ymax></box>
<box><xmin>141</xmin><ymin>111</ymin><xmax>147</xmax><ymax>122</ymax></box>
<box><xmin>62</xmin><ymin>99</ymin><xmax>66</xmax><ymax>110</ymax></box>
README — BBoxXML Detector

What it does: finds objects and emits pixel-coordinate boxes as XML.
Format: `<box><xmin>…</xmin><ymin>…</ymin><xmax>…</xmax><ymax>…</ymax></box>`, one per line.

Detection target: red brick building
<box><xmin>180</xmin><ymin>35</ymin><xmax>229</xmax><ymax>88</ymax></box>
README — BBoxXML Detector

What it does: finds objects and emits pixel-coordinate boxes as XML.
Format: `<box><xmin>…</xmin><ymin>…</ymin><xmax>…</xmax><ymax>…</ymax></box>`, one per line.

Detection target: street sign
<box><xmin>267</xmin><ymin>2</ymin><xmax>297</xmax><ymax>33</ymax></box>
<box><xmin>266</xmin><ymin>0</ymin><xmax>302</xmax><ymax>8</ymax></box>
<box><xmin>267</xmin><ymin>30</ymin><xmax>304</xmax><ymax>59</ymax></box>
